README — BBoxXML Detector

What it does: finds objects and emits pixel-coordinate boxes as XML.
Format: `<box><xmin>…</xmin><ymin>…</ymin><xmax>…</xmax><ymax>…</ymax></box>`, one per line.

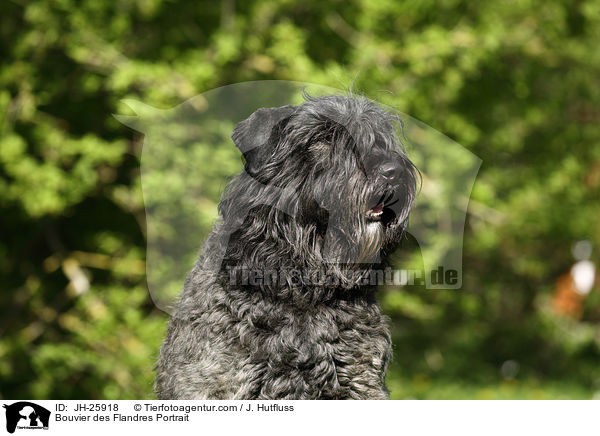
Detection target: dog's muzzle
<box><xmin>366</xmin><ymin>159</ymin><xmax>406</xmax><ymax>224</ymax></box>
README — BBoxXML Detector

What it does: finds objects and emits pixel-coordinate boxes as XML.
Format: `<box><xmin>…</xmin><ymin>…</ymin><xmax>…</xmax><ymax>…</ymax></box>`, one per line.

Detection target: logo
<box><xmin>115</xmin><ymin>81</ymin><xmax>482</xmax><ymax>313</ymax></box>
<box><xmin>2</xmin><ymin>402</ymin><xmax>50</xmax><ymax>434</ymax></box>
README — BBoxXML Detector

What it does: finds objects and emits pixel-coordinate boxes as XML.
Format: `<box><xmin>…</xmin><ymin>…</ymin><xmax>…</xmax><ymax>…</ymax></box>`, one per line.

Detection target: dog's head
<box><xmin>229</xmin><ymin>94</ymin><xmax>418</xmax><ymax>268</ymax></box>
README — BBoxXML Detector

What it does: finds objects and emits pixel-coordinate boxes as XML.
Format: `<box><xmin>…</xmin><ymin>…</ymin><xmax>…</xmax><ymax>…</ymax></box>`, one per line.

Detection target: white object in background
<box><xmin>570</xmin><ymin>260</ymin><xmax>595</xmax><ymax>296</ymax></box>
<box><xmin>569</xmin><ymin>240</ymin><xmax>595</xmax><ymax>296</ymax></box>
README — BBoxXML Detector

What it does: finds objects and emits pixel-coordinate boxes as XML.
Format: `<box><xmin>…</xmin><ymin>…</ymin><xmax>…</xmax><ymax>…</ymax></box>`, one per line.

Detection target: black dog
<box><xmin>156</xmin><ymin>94</ymin><xmax>418</xmax><ymax>399</ymax></box>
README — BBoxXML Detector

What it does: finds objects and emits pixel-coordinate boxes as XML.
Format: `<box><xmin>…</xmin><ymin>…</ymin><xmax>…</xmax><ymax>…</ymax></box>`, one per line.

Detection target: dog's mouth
<box><xmin>366</xmin><ymin>192</ymin><xmax>399</xmax><ymax>224</ymax></box>
<box><xmin>366</xmin><ymin>202</ymin><xmax>385</xmax><ymax>220</ymax></box>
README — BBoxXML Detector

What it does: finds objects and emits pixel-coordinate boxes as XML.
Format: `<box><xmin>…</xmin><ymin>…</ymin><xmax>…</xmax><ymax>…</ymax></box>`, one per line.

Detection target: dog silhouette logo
<box><xmin>2</xmin><ymin>402</ymin><xmax>50</xmax><ymax>434</ymax></box>
<box><xmin>116</xmin><ymin>81</ymin><xmax>482</xmax><ymax>315</ymax></box>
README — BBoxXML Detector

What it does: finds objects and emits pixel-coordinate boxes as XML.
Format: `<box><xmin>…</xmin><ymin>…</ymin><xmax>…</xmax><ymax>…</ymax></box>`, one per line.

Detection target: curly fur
<box><xmin>155</xmin><ymin>94</ymin><xmax>418</xmax><ymax>399</ymax></box>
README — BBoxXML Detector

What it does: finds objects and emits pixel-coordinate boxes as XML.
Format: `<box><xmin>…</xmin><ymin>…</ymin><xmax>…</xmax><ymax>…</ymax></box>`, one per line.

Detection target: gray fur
<box><xmin>156</xmin><ymin>94</ymin><xmax>418</xmax><ymax>399</ymax></box>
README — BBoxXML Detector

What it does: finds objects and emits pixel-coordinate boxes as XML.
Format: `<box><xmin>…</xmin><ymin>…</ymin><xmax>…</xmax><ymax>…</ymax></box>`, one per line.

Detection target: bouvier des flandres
<box><xmin>155</xmin><ymin>94</ymin><xmax>418</xmax><ymax>399</ymax></box>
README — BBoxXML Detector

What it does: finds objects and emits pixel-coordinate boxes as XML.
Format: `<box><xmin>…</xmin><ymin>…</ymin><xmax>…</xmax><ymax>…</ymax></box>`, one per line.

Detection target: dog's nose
<box><xmin>379</xmin><ymin>161</ymin><xmax>403</xmax><ymax>183</ymax></box>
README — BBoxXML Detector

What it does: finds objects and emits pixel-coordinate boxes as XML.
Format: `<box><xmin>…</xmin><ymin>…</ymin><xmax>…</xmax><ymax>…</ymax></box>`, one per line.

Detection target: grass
<box><xmin>386</xmin><ymin>373</ymin><xmax>596</xmax><ymax>400</ymax></box>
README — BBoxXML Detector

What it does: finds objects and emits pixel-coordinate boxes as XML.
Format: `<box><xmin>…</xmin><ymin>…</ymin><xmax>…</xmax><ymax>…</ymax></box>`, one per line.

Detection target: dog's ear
<box><xmin>232</xmin><ymin>105</ymin><xmax>296</xmax><ymax>175</ymax></box>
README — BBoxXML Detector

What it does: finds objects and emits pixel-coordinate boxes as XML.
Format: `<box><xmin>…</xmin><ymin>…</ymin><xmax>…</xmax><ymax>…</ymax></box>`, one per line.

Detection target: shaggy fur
<box><xmin>155</xmin><ymin>94</ymin><xmax>418</xmax><ymax>399</ymax></box>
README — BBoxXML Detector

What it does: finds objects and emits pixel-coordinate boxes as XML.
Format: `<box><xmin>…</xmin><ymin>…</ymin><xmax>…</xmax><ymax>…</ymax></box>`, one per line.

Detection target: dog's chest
<box><xmin>242</xmin><ymin>301</ymin><xmax>391</xmax><ymax>399</ymax></box>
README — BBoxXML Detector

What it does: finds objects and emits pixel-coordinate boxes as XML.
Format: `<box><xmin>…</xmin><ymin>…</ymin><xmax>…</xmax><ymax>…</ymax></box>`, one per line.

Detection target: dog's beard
<box><xmin>357</xmin><ymin>220</ymin><xmax>385</xmax><ymax>264</ymax></box>
<box><xmin>302</xmin><ymin>180</ymin><xmax>408</xmax><ymax>267</ymax></box>
<box><xmin>317</xmin><ymin>210</ymin><xmax>402</xmax><ymax>267</ymax></box>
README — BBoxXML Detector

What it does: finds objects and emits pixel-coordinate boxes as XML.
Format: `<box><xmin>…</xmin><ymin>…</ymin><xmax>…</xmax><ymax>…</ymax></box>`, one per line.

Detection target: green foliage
<box><xmin>1</xmin><ymin>0</ymin><xmax>599</xmax><ymax>399</ymax></box>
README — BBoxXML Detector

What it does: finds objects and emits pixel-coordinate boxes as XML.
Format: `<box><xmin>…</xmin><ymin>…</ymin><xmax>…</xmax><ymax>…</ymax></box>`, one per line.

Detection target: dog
<box><xmin>155</xmin><ymin>93</ymin><xmax>418</xmax><ymax>399</ymax></box>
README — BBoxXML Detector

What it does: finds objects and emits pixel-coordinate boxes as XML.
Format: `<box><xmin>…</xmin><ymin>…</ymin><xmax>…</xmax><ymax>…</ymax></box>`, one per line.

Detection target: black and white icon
<box><xmin>3</xmin><ymin>402</ymin><xmax>50</xmax><ymax>434</ymax></box>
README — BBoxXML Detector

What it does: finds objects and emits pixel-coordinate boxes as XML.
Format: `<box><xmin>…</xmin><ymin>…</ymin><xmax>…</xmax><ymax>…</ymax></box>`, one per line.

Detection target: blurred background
<box><xmin>1</xmin><ymin>0</ymin><xmax>599</xmax><ymax>400</ymax></box>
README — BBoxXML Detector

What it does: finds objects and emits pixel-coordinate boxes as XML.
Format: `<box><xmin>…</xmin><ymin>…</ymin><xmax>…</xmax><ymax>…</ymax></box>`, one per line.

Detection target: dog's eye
<box><xmin>309</xmin><ymin>141</ymin><xmax>330</xmax><ymax>158</ymax></box>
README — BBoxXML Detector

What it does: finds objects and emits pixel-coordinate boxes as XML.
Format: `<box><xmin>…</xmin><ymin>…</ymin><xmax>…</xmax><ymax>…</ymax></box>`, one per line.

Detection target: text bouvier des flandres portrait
<box><xmin>156</xmin><ymin>93</ymin><xmax>418</xmax><ymax>399</ymax></box>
